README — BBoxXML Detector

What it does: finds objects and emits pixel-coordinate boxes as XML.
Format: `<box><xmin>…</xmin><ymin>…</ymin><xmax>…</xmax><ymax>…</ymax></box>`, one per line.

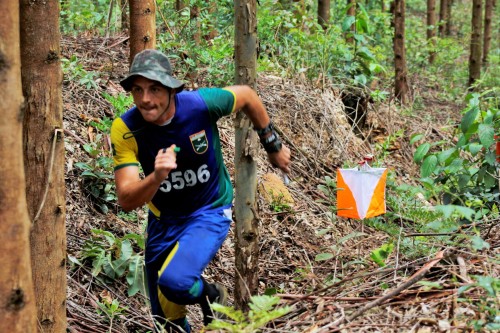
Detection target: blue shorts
<box><xmin>145</xmin><ymin>205</ymin><xmax>232</xmax><ymax>323</ymax></box>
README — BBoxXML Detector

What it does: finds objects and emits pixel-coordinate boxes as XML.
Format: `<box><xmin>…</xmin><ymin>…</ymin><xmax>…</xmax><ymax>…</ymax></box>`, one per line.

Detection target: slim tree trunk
<box><xmin>0</xmin><ymin>1</ymin><xmax>37</xmax><ymax>332</ymax></box>
<box><xmin>346</xmin><ymin>0</ymin><xmax>356</xmax><ymax>43</ymax></box>
<box><xmin>438</xmin><ymin>0</ymin><xmax>448</xmax><ymax>36</ymax></box>
<box><xmin>20</xmin><ymin>1</ymin><xmax>68</xmax><ymax>331</ymax></box>
<box><xmin>445</xmin><ymin>0</ymin><xmax>453</xmax><ymax>35</ymax></box>
<box><xmin>120</xmin><ymin>0</ymin><xmax>129</xmax><ymax>31</ymax></box>
<box><xmin>318</xmin><ymin>0</ymin><xmax>331</xmax><ymax>29</ymax></box>
<box><xmin>468</xmin><ymin>0</ymin><xmax>482</xmax><ymax>87</ymax></box>
<box><xmin>393</xmin><ymin>0</ymin><xmax>410</xmax><ymax>104</ymax></box>
<box><xmin>206</xmin><ymin>0</ymin><xmax>218</xmax><ymax>40</ymax></box>
<box><xmin>482</xmin><ymin>0</ymin><xmax>495</xmax><ymax>65</ymax></box>
<box><xmin>129</xmin><ymin>0</ymin><xmax>156</xmax><ymax>64</ymax></box>
<box><xmin>427</xmin><ymin>0</ymin><xmax>437</xmax><ymax>63</ymax></box>
<box><xmin>234</xmin><ymin>0</ymin><xmax>259</xmax><ymax>312</ymax></box>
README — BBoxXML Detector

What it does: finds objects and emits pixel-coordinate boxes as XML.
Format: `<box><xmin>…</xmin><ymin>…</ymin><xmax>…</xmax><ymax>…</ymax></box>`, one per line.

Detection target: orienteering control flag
<box><xmin>336</xmin><ymin>165</ymin><xmax>388</xmax><ymax>219</ymax></box>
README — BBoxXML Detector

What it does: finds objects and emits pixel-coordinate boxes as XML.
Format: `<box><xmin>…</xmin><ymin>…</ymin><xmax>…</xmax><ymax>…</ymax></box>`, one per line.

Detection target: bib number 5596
<box><xmin>159</xmin><ymin>164</ymin><xmax>210</xmax><ymax>193</ymax></box>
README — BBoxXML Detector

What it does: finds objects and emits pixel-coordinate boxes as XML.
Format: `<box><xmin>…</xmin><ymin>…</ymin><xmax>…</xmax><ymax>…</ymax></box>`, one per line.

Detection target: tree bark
<box><xmin>20</xmin><ymin>1</ymin><xmax>68</xmax><ymax>332</ymax></box>
<box><xmin>438</xmin><ymin>0</ymin><xmax>448</xmax><ymax>36</ymax></box>
<box><xmin>318</xmin><ymin>0</ymin><xmax>331</xmax><ymax>29</ymax></box>
<box><xmin>346</xmin><ymin>0</ymin><xmax>356</xmax><ymax>43</ymax></box>
<box><xmin>393</xmin><ymin>0</ymin><xmax>410</xmax><ymax>104</ymax></box>
<box><xmin>468</xmin><ymin>0</ymin><xmax>482</xmax><ymax>88</ymax></box>
<box><xmin>445</xmin><ymin>0</ymin><xmax>453</xmax><ymax>35</ymax></box>
<box><xmin>427</xmin><ymin>0</ymin><xmax>437</xmax><ymax>63</ymax></box>
<box><xmin>0</xmin><ymin>1</ymin><xmax>38</xmax><ymax>332</ymax></box>
<box><xmin>120</xmin><ymin>0</ymin><xmax>129</xmax><ymax>31</ymax></box>
<box><xmin>482</xmin><ymin>0</ymin><xmax>495</xmax><ymax>65</ymax></box>
<box><xmin>234</xmin><ymin>0</ymin><xmax>259</xmax><ymax>312</ymax></box>
<box><xmin>129</xmin><ymin>0</ymin><xmax>156</xmax><ymax>64</ymax></box>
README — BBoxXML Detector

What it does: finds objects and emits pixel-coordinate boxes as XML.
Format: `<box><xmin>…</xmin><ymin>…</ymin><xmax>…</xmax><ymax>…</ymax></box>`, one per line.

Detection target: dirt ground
<box><xmin>63</xmin><ymin>35</ymin><xmax>498</xmax><ymax>333</ymax></box>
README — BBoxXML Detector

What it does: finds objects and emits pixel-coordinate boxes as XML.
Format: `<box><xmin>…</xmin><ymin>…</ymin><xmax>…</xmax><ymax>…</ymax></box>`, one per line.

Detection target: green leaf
<box><xmin>474</xmin><ymin>275</ymin><xmax>497</xmax><ymax>297</ymax></box>
<box><xmin>339</xmin><ymin>231</ymin><xmax>368</xmax><ymax>244</ymax></box>
<box><xmin>414</xmin><ymin>143</ymin><xmax>431</xmax><ymax>163</ymax></box>
<box><xmin>478</xmin><ymin>123</ymin><xmax>495</xmax><ymax>148</ymax></box>
<box><xmin>471</xmin><ymin>236</ymin><xmax>490</xmax><ymax>251</ymax></box>
<box><xmin>461</xmin><ymin>107</ymin><xmax>479</xmax><ymax>133</ymax></box>
<box><xmin>418</xmin><ymin>281</ymin><xmax>443</xmax><ymax>290</ymax></box>
<box><xmin>421</xmin><ymin>155</ymin><xmax>438</xmax><ymax>177</ymax></box>
<box><xmin>126</xmin><ymin>255</ymin><xmax>146</xmax><ymax>296</ymax></box>
<box><xmin>342</xmin><ymin>16</ymin><xmax>356</xmax><ymax>32</ymax></box>
<box><xmin>468</xmin><ymin>143</ymin><xmax>483</xmax><ymax>156</ymax></box>
<box><xmin>370</xmin><ymin>242</ymin><xmax>394</xmax><ymax>267</ymax></box>
<box><xmin>437</xmin><ymin>147</ymin><xmax>458</xmax><ymax>164</ymax></box>
<box><xmin>315</xmin><ymin>253</ymin><xmax>334</xmax><ymax>261</ymax></box>
<box><xmin>410</xmin><ymin>133</ymin><xmax>424</xmax><ymax>145</ymax></box>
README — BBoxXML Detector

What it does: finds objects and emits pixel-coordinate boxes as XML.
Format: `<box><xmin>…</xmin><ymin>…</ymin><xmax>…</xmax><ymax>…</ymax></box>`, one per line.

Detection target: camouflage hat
<box><xmin>120</xmin><ymin>49</ymin><xmax>184</xmax><ymax>92</ymax></box>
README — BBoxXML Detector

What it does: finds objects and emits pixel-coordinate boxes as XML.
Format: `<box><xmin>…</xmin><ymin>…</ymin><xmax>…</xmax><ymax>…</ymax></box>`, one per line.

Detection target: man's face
<box><xmin>130</xmin><ymin>76</ymin><xmax>173</xmax><ymax>125</ymax></box>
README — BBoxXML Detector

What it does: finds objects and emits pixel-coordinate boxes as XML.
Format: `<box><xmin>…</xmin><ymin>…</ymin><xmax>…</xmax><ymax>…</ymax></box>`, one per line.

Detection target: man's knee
<box><xmin>158</xmin><ymin>270</ymin><xmax>202</xmax><ymax>304</ymax></box>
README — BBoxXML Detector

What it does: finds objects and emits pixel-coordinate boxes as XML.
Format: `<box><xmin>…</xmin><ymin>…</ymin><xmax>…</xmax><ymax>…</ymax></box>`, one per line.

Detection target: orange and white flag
<box><xmin>336</xmin><ymin>165</ymin><xmax>387</xmax><ymax>219</ymax></box>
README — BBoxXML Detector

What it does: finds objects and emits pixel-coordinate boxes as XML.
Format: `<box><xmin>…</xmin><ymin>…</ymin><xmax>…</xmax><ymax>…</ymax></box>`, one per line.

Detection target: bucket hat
<box><xmin>120</xmin><ymin>49</ymin><xmax>184</xmax><ymax>91</ymax></box>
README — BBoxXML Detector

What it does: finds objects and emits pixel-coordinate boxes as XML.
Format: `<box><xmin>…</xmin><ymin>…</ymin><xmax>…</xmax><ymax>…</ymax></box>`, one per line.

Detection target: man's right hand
<box><xmin>153</xmin><ymin>145</ymin><xmax>178</xmax><ymax>183</ymax></box>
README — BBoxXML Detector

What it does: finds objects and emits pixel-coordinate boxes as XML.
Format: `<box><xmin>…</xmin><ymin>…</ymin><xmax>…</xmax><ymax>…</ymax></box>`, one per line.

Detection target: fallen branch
<box><xmin>332</xmin><ymin>250</ymin><xmax>445</xmax><ymax>330</ymax></box>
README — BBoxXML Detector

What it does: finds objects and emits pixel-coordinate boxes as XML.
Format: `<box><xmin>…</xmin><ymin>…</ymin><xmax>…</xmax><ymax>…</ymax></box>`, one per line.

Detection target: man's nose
<box><xmin>141</xmin><ymin>89</ymin><xmax>152</xmax><ymax>103</ymax></box>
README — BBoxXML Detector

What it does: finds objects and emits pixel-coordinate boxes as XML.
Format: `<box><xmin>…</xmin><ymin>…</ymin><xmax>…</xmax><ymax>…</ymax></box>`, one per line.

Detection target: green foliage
<box><xmin>412</xmin><ymin>90</ymin><xmax>500</xmax><ymax>220</ymax></box>
<box><xmin>60</xmin><ymin>0</ymin><xmax>124</xmax><ymax>35</ymax></box>
<box><xmin>80</xmin><ymin>229</ymin><xmax>146</xmax><ymax>297</ymax></box>
<box><xmin>74</xmin><ymin>135</ymin><xmax>116</xmax><ymax>214</ymax></box>
<box><xmin>370</xmin><ymin>242</ymin><xmax>394</xmax><ymax>267</ymax></box>
<box><xmin>268</xmin><ymin>192</ymin><xmax>293</xmax><ymax>214</ymax></box>
<box><xmin>206</xmin><ymin>295</ymin><xmax>290</xmax><ymax>332</ymax></box>
<box><xmin>457</xmin><ymin>275</ymin><xmax>500</xmax><ymax>331</ymax></box>
<box><xmin>96</xmin><ymin>298</ymin><xmax>127</xmax><ymax>323</ymax></box>
<box><xmin>102</xmin><ymin>92</ymin><xmax>134</xmax><ymax>117</ymax></box>
<box><xmin>62</xmin><ymin>55</ymin><xmax>100</xmax><ymax>90</ymax></box>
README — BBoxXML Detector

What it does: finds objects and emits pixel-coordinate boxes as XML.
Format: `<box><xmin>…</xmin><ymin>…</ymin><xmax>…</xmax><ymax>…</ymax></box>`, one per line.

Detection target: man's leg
<box><xmin>147</xmin><ymin>243</ymin><xmax>190</xmax><ymax>333</ymax></box>
<box><xmin>157</xmin><ymin>207</ymin><xmax>232</xmax><ymax>324</ymax></box>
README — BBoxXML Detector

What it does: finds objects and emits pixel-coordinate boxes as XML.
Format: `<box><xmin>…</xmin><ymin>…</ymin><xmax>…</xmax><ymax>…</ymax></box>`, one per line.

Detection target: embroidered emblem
<box><xmin>190</xmin><ymin>130</ymin><xmax>208</xmax><ymax>154</ymax></box>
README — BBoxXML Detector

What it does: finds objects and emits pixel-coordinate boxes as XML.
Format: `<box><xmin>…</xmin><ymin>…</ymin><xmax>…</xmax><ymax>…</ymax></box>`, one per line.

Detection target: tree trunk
<box><xmin>438</xmin><ymin>0</ymin><xmax>448</xmax><ymax>36</ymax></box>
<box><xmin>0</xmin><ymin>1</ymin><xmax>37</xmax><ymax>332</ymax></box>
<box><xmin>234</xmin><ymin>0</ymin><xmax>259</xmax><ymax>312</ymax></box>
<box><xmin>20</xmin><ymin>1</ymin><xmax>68</xmax><ymax>332</ymax></box>
<box><xmin>393</xmin><ymin>0</ymin><xmax>410</xmax><ymax>104</ymax></box>
<box><xmin>120</xmin><ymin>0</ymin><xmax>129</xmax><ymax>31</ymax></box>
<box><xmin>445</xmin><ymin>0</ymin><xmax>453</xmax><ymax>35</ymax></box>
<box><xmin>468</xmin><ymin>0</ymin><xmax>482</xmax><ymax>88</ymax></box>
<box><xmin>129</xmin><ymin>0</ymin><xmax>156</xmax><ymax>64</ymax></box>
<box><xmin>346</xmin><ymin>0</ymin><xmax>356</xmax><ymax>43</ymax></box>
<box><xmin>482</xmin><ymin>0</ymin><xmax>495</xmax><ymax>65</ymax></box>
<box><xmin>176</xmin><ymin>0</ymin><xmax>186</xmax><ymax>11</ymax></box>
<box><xmin>206</xmin><ymin>0</ymin><xmax>218</xmax><ymax>40</ymax></box>
<box><xmin>427</xmin><ymin>0</ymin><xmax>437</xmax><ymax>63</ymax></box>
<box><xmin>318</xmin><ymin>0</ymin><xmax>331</xmax><ymax>29</ymax></box>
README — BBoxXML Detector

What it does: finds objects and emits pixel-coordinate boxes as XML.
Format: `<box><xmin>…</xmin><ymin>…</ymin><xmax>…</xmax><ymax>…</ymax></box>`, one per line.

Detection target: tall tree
<box><xmin>445</xmin><ymin>0</ymin><xmax>453</xmax><ymax>35</ymax></box>
<box><xmin>482</xmin><ymin>0</ymin><xmax>495</xmax><ymax>65</ymax></box>
<box><xmin>468</xmin><ymin>0</ymin><xmax>483</xmax><ymax>88</ymax></box>
<box><xmin>346</xmin><ymin>0</ymin><xmax>356</xmax><ymax>44</ymax></box>
<box><xmin>438</xmin><ymin>0</ymin><xmax>448</xmax><ymax>36</ymax></box>
<box><xmin>234</xmin><ymin>0</ymin><xmax>259</xmax><ymax>311</ymax></box>
<box><xmin>318</xmin><ymin>0</ymin><xmax>331</xmax><ymax>29</ymax></box>
<box><xmin>20</xmin><ymin>0</ymin><xmax>68</xmax><ymax>331</ymax></box>
<box><xmin>393</xmin><ymin>0</ymin><xmax>410</xmax><ymax>104</ymax></box>
<box><xmin>129</xmin><ymin>0</ymin><xmax>156</xmax><ymax>64</ymax></box>
<box><xmin>427</xmin><ymin>0</ymin><xmax>437</xmax><ymax>63</ymax></box>
<box><xmin>0</xmin><ymin>1</ymin><xmax>37</xmax><ymax>332</ymax></box>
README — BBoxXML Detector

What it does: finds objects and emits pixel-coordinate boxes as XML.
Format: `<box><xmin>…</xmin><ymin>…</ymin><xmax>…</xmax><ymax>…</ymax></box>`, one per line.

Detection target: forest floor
<box><xmin>62</xmin><ymin>34</ymin><xmax>498</xmax><ymax>333</ymax></box>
